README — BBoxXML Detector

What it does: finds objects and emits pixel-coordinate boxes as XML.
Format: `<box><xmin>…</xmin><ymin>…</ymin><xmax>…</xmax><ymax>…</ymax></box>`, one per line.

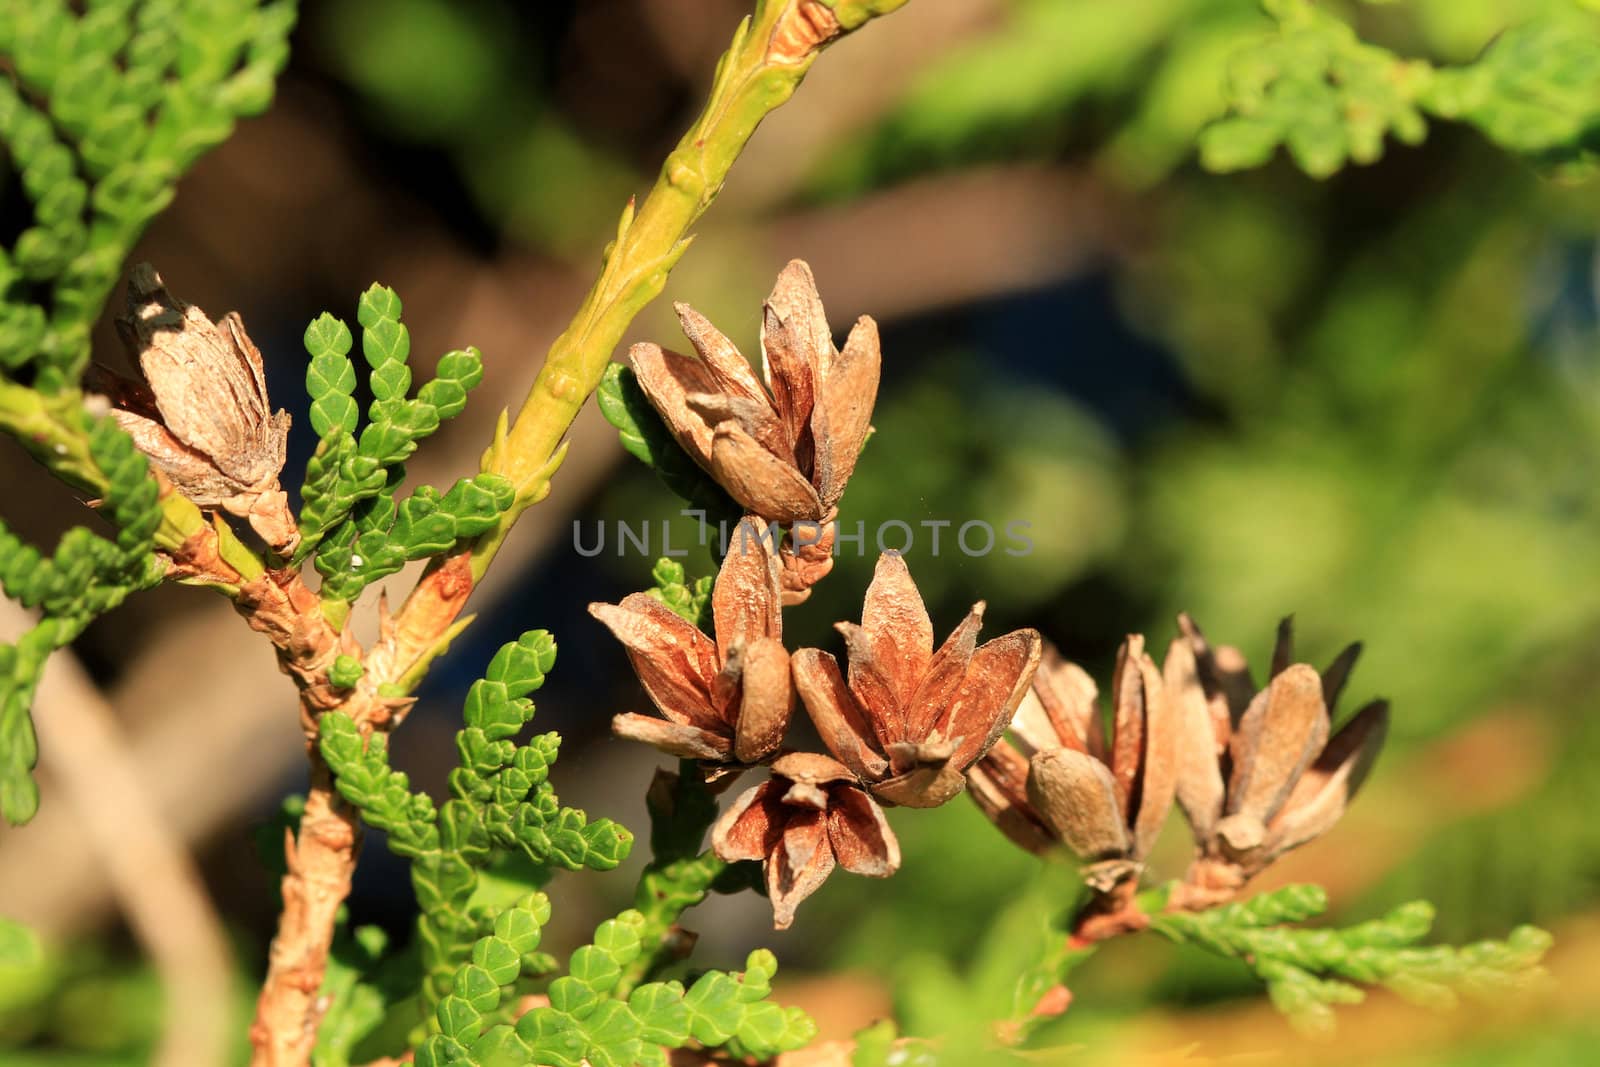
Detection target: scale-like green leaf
<box><xmin>1152</xmin><ymin>884</ymin><xmax>1552</xmax><ymax>1036</ymax></box>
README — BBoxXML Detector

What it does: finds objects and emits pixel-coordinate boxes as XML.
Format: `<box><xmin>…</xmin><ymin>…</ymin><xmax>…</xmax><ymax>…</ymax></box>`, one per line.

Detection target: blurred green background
<box><xmin>2</xmin><ymin>0</ymin><xmax>1599</xmax><ymax>1063</ymax></box>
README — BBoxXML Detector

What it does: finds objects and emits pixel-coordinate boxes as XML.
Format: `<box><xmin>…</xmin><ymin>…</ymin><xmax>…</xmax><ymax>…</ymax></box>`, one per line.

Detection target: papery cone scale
<box><xmin>592</xmin><ymin>518</ymin><xmax>793</xmax><ymax>771</ymax></box>
<box><xmin>969</xmin><ymin>637</ymin><xmax>1177</xmax><ymax>892</ymax></box>
<box><xmin>712</xmin><ymin>752</ymin><xmax>899</xmax><ymax>929</ymax></box>
<box><xmin>1166</xmin><ymin>615</ymin><xmax>1389</xmax><ymax>904</ymax></box>
<box><xmin>793</xmin><ymin>553</ymin><xmax>1041</xmax><ymax>808</ymax></box>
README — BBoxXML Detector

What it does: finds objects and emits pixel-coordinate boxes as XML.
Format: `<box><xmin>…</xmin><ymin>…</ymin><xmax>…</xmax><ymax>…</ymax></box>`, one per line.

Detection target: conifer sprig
<box><xmin>0</xmin><ymin>414</ymin><xmax>165</xmax><ymax>823</ymax></box>
<box><xmin>1202</xmin><ymin>0</ymin><xmax>1600</xmax><ymax>177</ymax></box>
<box><xmin>0</xmin><ymin>0</ymin><xmax>296</xmax><ymax>389</ymax></box>
<box><xmin>414</xmin><ymin>905</ymin><xmax>815</xmax><ymax>1067</ymax></box>
<box><xmin>320</xmin><ymin>632</ymin><xmax>630</xmax><ymax>1018</ymax></box>
<box><xmin>295</xmin><ymin>285</ymin><xmax>496</xmax><ymax>599</ymax></box>
<box><xmin>1151</xmin><ymin>884</ymin><xmax>1553</xmax><ymax>1036</ymax></box>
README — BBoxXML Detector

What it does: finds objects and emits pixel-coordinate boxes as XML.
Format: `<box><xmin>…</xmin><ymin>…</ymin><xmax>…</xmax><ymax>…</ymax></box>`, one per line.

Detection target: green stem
<box><xmin>470</xmin><ymin>0</ymin><xmax>911</xmax><ymax>579</ymax></box>
<box><xmin>997</xmin><ymin>881</ymin><xmax>1175</xmax><ymax>1045</ymax></box>
<box><xmin>996</xmin><ymin>879</ymin><xmax>1098</xmax><ymax>1046</ymax></box>
<box><xmin>617</xmin><ymin>849</ymin><xmax>728</xmax><ymax>999</ymax></box>
<box><xmin>614</xmin><ymin>762</ymin><xmax>727</xmax><ymax>998</ymax></box>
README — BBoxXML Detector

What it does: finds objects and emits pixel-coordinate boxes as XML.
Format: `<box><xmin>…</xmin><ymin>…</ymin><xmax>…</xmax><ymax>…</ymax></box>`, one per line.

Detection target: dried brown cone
<box><xmin>629</xmin><ymin>260</ymin><xmax>880</xmax><ymax>602</ymax></box>
<box><xmin>590</xmin><ymin>517</ymin><xmax>793</xmax><ymax>777</ymax></box>
<box><xmin>712</xmin><ymin>752</ymin><xmax>899</xmax><ymax>929</ymax></box>
<box><xmin>968</xmin><ymin>637</ymin><xmax>1178</xmax><ymax>896</ymax></box>
<box><xmin>1167</xmin><ymin>615</ymin><xmax>1388</xmax><ymax>908</ymax></box>
<box><xmin>792</xmin><ymin>552</ymin><xmax>1042</xmax><ymax>809</ymax></box>
<box><xmin>88</xmin><ymin>264</ymin><xmax>297</xmax><ymax>553</ymax></box>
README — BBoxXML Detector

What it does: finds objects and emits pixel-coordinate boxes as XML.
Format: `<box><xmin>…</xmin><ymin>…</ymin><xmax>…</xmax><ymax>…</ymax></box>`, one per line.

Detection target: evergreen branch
<box><xmin>319</xmin><ymin>633</ymin><xmax>632</xmax><ymax>1030</ymax></box>
<box><xmin>369</xmin><ymin>0</ymin><xmax>920</xmax><ymax>706</ymax></box>
<box><xmin>1201</xmin><ymin>0</ymin><xmax>1600</xmax><ymax>178</ymax></box>
<box><xmin>468</xmin><ymin>0</ymin><xmax>910</xmax><ymax>559</ymax></box>
<box><xmin>381</xmin><ymin>0</ymin><xmax>917</xmax><ymax>732</ymax></box>
<box><xmin>294</xmin><ymin>287</ymin><xmax>490</xmax><ymax>577</ymax></box>
<box><xmin>409</xmin><ymin>893</ymin><xmax>555</xmax><ymax>1067</ymax></box>
<box><xmin>1150</xmin><ymin>884</ymin><xmax>1553</xmax><ymax>1036</ymax></box>
<box><xmin>0</xmin><ymin>405</ymin><xmax>182</xmax><ymax>822</ymax></box>
<box><xmin>0</xmin><ymin>0</ymin><xmax>296</xmax><ymax>388</ymax></box>
<box><xmin>0</xmin><ymin>0</ymin><xmax>294</xmax><ymax>653</ymax></box>
<box><xmin>313</xmin><ymin>830</ymin><xmax>811</xmax><ymax>1067</ymax></box>
<box><xmin>421</xmin><ymin>909</ymin><xmax>813</xmax><ymax>1067</ymax></box>
<box><xmin>255</xmin><ymin>4</ymin><xmax>913</xmax><ymax>1058</ymax></box>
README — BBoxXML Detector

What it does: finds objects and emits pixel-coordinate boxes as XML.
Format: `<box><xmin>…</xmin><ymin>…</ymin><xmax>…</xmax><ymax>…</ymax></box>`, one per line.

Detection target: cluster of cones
<box><xmin>593</xmin><ymin>262</ymin><xmax>1387</xmax><ymax>928</ymax></box>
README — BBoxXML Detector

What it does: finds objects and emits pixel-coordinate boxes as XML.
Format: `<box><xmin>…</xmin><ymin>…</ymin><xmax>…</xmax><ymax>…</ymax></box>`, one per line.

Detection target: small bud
<box><xmin>329</xmin><ymin>655</ymin><xmax>364</xmax><ymax>689</ymax></box>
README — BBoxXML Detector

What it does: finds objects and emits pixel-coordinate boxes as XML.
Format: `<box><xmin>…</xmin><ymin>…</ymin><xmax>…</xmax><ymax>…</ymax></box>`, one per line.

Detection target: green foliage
<box><xmin>1424</xmin><ymin>13</ymin><xmax>1600</xmax><ymax>167</ymax></box>
<box><xmin>531</xmin><ymin>932</ymin><xmax>812</xmax><ymax>1067</ymax></box>
<box><xmin>314</xmin><ymin>925</ymin><xmax>408</xmax><ymax>1067</ymax></box>
<box><xmin>0</xmin><ymin>0</ymin><xmax>296</xmax><ymax>390</ymax></box>
<box><xmin>882</xmin><ymin>862</ymin><xmax>1092</xmax><ymax>1058</ymax></box>
<box><xmin>615</xmin><ymin>765</ymin><xmax>730</xmax><ymax>999</ymax></box>
<box><xmin>0</xmin><ymin>414</ymin><xmax>163</xmax><ymax>824</ymax></box>
<box><xmin>312</xmin><ymin>471</ymin><xmax>513</xmax><ymax>602</ymax></box>
<box><xmin>1123</xmin><ymin>175</ymin><xmax>1600</xmax><ymax>739</ymax></box>
<box><xmin>0</xmin><ymin>929</ymin><xmax>164</xmax><ymax>1058</ymax></box>
<box><xmin>294</xmin><ymin>284</ymin><xmax>500</xmax><ymax>601</ymax></box>
<box><xmin>1201</xmin><ymin>0</ymin><xmax>1600</xmax><ymax>177</ymax></box>
<box><xmin>1151</xmin><ymin>884</ymin><xmax>1553</xmax><ymax>1036</ymax></box>
<box><xmin>596</xmin><ymin>363</ymin><xmax>741</xmax><ymax>527</ymax></box>
<box><xmin>320</xmin><ymin>631</ymin><xmax>631</xmax><ymax>1024</ymax></box>
<box><xmin>672</xmin><ymin>949</ymin><xmax>817</xmax><ymax>1058</ymax></box>
<box><xmin>810</xmin><ymin>0</ymin><xmax>1223</xmax><ymax>197</ymax></box>
<box><xmin>407</xmin><ymin>893</ymin><xmax>554</xmax><ymax>1067</ymax></box>
<box><xmin>326</xmin><ymin>736</ymin><xmax>809</xmax><ymax>1067</ymax></box>
<box><xmin>644</xmin><ymin>559</ymin><xmax>713</xmax><ymax>629</ymax></box>
<box><xmin>0</xmin><ymin>919</ymin><xmax>41</xmax><ymax>972</ymax></box>
<box><xmin>0</xmin><ymin>916</ymin><xmax>52</xmax><ymax>1027</ymax></box>
<box><xmin>413</xmin><ymin>906</ymin><xmax>813</xmax><ymax>1067</ymax></box>
<box><xmin>0</xmin><ymin>0</ymin><xmax>295</xmax><ymax>827</ymax></box>
<box><xmin>810</xmin><ymin>0</ymin><xmax>1600</xmax><ymax>191</ymax></box>
<box><xmin>1199</xmin><ymin>0</ymin><xmax>1431</xmax><ymax>176</ymax></box>
<box><xmin>0</xmin><ymin>3</ymin><xmax>1589</xmax><ymax>1063</ymax></box>
<box><xmin>850</xmin><ymin>1021</ymin><xmax>939</xmax><ymax>1067</ymax></box>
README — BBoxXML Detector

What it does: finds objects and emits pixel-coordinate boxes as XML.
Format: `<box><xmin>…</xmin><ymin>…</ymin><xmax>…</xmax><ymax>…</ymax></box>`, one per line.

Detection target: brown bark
<box><xmin>161</xmin><ymin>528</ymin><xmax>359</xmax><ymax>1067</ymax></box>
<box><xmin>249</xmin><ymin>764</ymin><xmax>358</xmax><ymax>1066</ymax></box>
<box><xmin>246</xmin><ymin>549</ymin><xmax>476</xmax><ymax>1066</ymax></box>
